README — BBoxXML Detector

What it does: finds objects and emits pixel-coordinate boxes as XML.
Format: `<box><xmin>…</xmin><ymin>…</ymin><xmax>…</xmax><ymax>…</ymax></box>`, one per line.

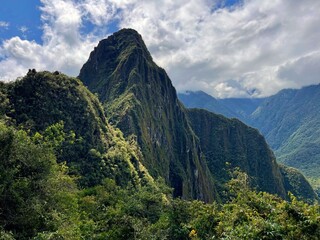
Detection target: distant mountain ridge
<box><xmin>179</xmin><ymin>91</ymin><xmax>264</xmax><ymax>121</ymax></box>
<box><xmin>251</xmin><ymin>84</ymin><xmax>320</xmax><ymax>194</ymax></box>
<box><xmin>179</xmin><ymin>85</ymin><xmax>320</xmax><ymax>195</ymax></box>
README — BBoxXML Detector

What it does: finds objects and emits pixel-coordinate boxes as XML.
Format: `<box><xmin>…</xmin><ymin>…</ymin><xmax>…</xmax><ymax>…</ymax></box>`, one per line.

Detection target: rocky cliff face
<box><xmin>79</xmin><ymin>29</ymin><xmax>217</xmax><ymax>201</ymax></box>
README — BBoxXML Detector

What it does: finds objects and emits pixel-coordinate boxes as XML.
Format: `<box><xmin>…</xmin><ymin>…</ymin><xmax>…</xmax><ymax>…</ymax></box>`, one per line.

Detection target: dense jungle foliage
<box><xmin>0</xmin><ymin>123</ymin><xmax>319</xmax><ymax>239</ymax></box>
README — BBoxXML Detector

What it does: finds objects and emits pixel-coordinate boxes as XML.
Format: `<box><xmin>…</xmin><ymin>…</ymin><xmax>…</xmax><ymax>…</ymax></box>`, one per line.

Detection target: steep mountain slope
<box><xmin>79</xmin><ymin>29</ymin><xmax>217</xmax><ymax>201</ymax></box>
<box><xmin>250</xmin><ymin>84</ymin><xmax>320</xmax><ymax>193</ymax></box>
<box><xmin>186</xmin><ymin>109</ymin><xmax>318</xmax><ymax>202</ymax></box>
<box><xmin>1</xmin><ymin>71</ymin><xmax>153</xmax><ymax>188</ymax></box>
<box><xmin>279</xmin><ymin>164</ymin><xmax>318</xmax><ymax>202</ymax></box>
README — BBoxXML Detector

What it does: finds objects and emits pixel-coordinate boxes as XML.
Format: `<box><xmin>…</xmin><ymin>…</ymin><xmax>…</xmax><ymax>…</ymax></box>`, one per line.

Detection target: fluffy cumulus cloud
<box><xmin>115</xmin><ymin>0</ymin><xmax>320</xmax><ymax>97</ymax></box>
<box><xmin>0</xmin><ymin>0</ymin><xmax>320</xmax><ymax>97</ymax></box>
<box><xmin>0</xmin><ymin>0</ymin><xmax>112</xmax><ymax>82</ymax></box>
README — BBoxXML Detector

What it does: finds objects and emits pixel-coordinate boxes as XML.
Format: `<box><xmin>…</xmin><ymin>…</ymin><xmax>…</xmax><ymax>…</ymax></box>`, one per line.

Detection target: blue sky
<box><xmin>0</xmin><ymin>0</ymin><xmax>42</xmax><ymax>43</ymax></box>
<box><xmin>0</xmin><ymin>0</ymin><xmax>241</xmax><ymax>44</ymax></box>
<box><xmin>0</xmin><ymin>0</ymin><xmax>319</xmax><ymax>98</ymax></box>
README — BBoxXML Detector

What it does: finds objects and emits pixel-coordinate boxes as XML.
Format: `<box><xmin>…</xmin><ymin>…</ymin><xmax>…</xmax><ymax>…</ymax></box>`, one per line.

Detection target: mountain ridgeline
<box><xmin>79</xmin><ymin>28</ymin><xmax>316</xmax><ymax>202</ymax></box>
<box><xmin>178</xmin><ymin>90</ymin><xmax>264</xmax><ymax>122</ymax></box>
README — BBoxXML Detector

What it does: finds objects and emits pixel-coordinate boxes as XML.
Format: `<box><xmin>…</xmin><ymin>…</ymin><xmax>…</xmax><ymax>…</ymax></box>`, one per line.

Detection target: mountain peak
<box><xmin>98</xmin><ymin>28</ymin><xmax>153</xmax><ymax>62</ymax></box>
<box><xmin>78</xmin><ymin>28</ymin><xmax>155</xmax><ymax>102</ymax></box>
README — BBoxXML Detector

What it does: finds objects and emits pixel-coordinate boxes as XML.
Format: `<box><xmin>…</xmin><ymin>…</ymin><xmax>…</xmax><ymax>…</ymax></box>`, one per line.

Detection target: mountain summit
<box><xmin>80</xmin><ymin>29</ymin><xmax>153</xmax><ymax>102</ymax></box>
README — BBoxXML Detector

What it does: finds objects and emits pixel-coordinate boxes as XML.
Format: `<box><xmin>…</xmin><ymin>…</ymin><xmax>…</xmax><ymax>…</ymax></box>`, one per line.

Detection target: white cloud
<box><xmin>0</xmin><ymin>0</ymin><xmax>320</xmax><ymax>98</ymax></box>
<box><xmin>277</xmin><ymin>51</ymin><xmax>320</xmax><ymax>87</ymax></box>
<box><xmin>0</xmin><ymin>21</ymin><xmax>9</xmax><ymax>28</ymax></box>
<box><xmin>0</xmin><ymin>0</ymin><xmax>112</xmax><ymax>81</ymax></box>
<box><xmin>81</xmin><ymin>0</ymin><xmax>117</xmax><ymax>26</ymax></box>
<box><xmin>112</xmin><ymin>0</ymin><xmax>320</xmax><ymax>97</ymax></box>
<box><xmin>19</xmin><ymin>26</ymin><xmax>28</xmax><ymax>33</ymax></box>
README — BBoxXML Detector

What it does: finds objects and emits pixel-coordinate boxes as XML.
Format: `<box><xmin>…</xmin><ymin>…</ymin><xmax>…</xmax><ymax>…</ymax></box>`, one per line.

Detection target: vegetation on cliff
<box><xmin>187</xmin><ymin>108</ymin><xmax>318</xmax><ymax>202</ymax></box>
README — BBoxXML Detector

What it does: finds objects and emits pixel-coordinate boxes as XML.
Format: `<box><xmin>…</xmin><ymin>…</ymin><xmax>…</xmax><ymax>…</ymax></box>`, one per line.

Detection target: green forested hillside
<box><xmin>187</xmin><ymin>109</ymin><xmax>285</xmax><ymax>196</ymax></box>
<box><xmin>0</xmin><ymin>124</ymin><xmax>319</xmax><ymax>239</ymax></box>
<box><xmin>0</xmin><ymin>122</ymin><xmax>80</xmax><ymax>239</ymax></box>
<box><xmin>1</xmin><ymin>71</ymin><xmax>153</xmax><ymax>188</ymax></box>
<box><xmin>250</xmin><ymin>85</ymin><xmax>320</xmax><ymax>194</ymax></box>
<box><xmin>187</xmin><ymin>109</ymin><xmax>318</xmax><ymax>202</ymax></box>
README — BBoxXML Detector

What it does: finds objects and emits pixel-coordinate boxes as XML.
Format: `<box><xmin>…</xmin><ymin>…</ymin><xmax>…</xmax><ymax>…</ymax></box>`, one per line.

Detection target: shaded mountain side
<box><xmin>79</xmin><ymin>29</ymin><xmax>217</xmax><ymax>202</ymax></box>
<box><xmin>219</xmin><ymin>97</ymin><xmax>264</xmax><ymax>119</ymax></box>
<box><xmin>279</xmin><ymin>164</ymin><xmax>318</xmax><ymax>203</ymax></box>
<box><xmin>186</xmin><ymin>108</ymin><xmax>286</xmax><ymax>198</ymax></box>
<box><xmin>186</xmin><ymin>108</ymin><xmax>318</xmax><ymax>202</ymax></box>
<box><xmin>1</xmin><ymin>71</ymin><xmax>153</xmax><ymax>188</ymax></box>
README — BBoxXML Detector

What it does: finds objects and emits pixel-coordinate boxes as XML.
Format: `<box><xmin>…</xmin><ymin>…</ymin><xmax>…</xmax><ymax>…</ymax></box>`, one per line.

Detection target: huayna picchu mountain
<box><xmin>79</xmin><ymin>28</ymin><xmax>317</xmax><ymax>202</ymax></box>
<box><xmin>79</xmin><ymin>29</ymin><xmax>217</xmax><ymax>201</ymax></box>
